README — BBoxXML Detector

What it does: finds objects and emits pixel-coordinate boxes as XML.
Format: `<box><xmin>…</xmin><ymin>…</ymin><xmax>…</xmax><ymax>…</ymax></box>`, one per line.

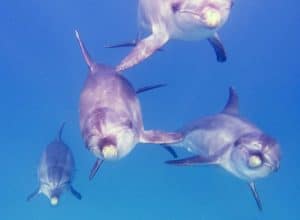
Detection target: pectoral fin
<box><xmin>162</xmin><ymin>145</ymin><xmax>178</xmax><ymax>158</ymax></box>
<box><xmin>136</xmin><ymin>84</ymin><xmax>167</xmax><ymax>94</ymax></box>
<box><xmin>26</xmin><ymin>188</ymin><xmax>40</xmax><ymax>202</ymax></box>
<box><xmin>208</xmin><ymin>33</ymin><xmax>226</xmax><ymax>62</ymax></box>
<box><xmin>140</xmin><ymin>130</ymin><xmax>183</xmax><ymax>144</ymax></box>
<box><xmin>166</xmin><ymin>155</ymin><xmax>217</xmax><ymax>166</ymax></box>
<box><xmin>249</xmin><ymin>182</ymin><xmax>263</xmax><ymax>211</ymax></box>
<box><xmin>70</xmin><ymin>185</ymin><xmax>82</xmax><ymax>200</ymax></box>
<box><xmin>105</xmin><ymin>40</ymin><xmax>139</xmax><ymax>49</ymax></box>
<box><xmin>89</xmin><ymin>159</ymin><xmax>104</xmax><ymax>180</ymax></box>
<box><xmin>116</xmin><ymin>33</ymin><xmax>169</xmax><ymax>72</ymax></box>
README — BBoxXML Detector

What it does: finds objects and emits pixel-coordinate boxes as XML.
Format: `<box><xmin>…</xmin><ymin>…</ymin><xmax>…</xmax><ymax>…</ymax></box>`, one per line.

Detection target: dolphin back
<box><xmin>38</xmin><ymin>141</ymin><xmax>75</xmax><ymax>186</ymax></box>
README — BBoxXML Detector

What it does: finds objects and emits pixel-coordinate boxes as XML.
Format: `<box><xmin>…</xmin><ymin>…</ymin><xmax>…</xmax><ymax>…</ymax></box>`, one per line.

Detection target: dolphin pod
<box><xmin>27</xmin><ymin>0</ymin><xmax>281</xmax><ymax>213</ymax></box>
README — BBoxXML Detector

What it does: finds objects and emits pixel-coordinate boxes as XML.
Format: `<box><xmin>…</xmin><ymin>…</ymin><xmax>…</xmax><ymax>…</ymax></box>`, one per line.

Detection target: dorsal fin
<box><xmin>222</xmin><ymin>87</ymin><xmax>239</xmax><ymax>115</ymax></box>
<box><xmin>75</xmin><ymin>30</ymin><xmax>96</xmax><ymax>73</ymax></box>
<box><xmin>57</xmin><ymin>122</ymin><xmax>66</xmax><ymax>141</ymax></box>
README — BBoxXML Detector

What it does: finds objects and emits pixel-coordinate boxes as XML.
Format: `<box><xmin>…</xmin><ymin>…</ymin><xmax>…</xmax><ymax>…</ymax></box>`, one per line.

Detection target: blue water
<box><xmin>1</xmin><ymin>0</ymin><xmax>299</xmax><ymax>219</ymax></box>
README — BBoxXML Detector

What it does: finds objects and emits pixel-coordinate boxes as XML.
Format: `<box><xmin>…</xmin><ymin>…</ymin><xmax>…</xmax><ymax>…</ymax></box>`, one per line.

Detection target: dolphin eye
<box><xmin>171</xmin><ymin>2</ymin><xmax>182</xmax><ymax>12</ymax></box>
<box><xmin>248</xmin><ymin>153</ymin><xmax>263</xmax><ymax>169</ymax></box>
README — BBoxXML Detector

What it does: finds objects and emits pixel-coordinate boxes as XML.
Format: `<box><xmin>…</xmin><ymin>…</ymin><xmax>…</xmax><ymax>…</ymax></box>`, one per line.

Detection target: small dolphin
<box><xmin>27</xmin><ymin>123</ymin><xmax>82</xmax><ymax>206</ymax></box>
<box><xmin>166</xmin><ymin>88</ymin><xmax>280</xmax><ymax>210</ymax></box>
<box><xmin>75</xmin><ymin>31</ymin><xmax>183</xmax><ymax>180</ymax></box>
<box><xmin>111</xmin><ymin>0</ymin><xmax>233</xmax><ymax>72</ymax></box>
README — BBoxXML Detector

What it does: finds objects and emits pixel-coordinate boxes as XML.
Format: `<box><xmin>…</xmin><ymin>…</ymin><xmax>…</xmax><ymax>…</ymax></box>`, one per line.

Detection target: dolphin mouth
<box><xmin>178</xmin><ymin>7</ymin><xmax>222</xmax><ymax>28</ymax></box>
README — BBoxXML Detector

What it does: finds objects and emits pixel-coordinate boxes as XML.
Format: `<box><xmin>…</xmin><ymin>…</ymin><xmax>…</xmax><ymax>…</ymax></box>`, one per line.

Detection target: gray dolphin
<box><xmin>110</xmin><ymin>0</ymin><xmax>233</xmax><ymax>72</ymax></box>
<box><xmin>75</xmin><ymin>31</ymin><xmax>183</xmax><ymax>180</ymax></box>
<box><xmin>166</xmin><ymin>88</ymin><xmax>281</xmax><ymax>210</ymax></box>
<box><xmin>27</xmin><ymin>123</ymin><xmax>82</xmax><ymax>206</ymax></box>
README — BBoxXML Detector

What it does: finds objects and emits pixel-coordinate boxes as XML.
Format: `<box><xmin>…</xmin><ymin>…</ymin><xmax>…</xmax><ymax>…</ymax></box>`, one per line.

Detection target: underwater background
<box><xmin>1</xmin><ymin>0</ymin><xmax>299</xmax><ymax>219</ymax></box>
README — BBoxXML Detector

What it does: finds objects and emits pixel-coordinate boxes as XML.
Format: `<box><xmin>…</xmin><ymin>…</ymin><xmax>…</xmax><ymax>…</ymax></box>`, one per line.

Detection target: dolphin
<box><xmin>109</xmin><ymin>0</ymin><xmax>233</xmax><ymax>72</ymax></box>
<box><xmin>75</xmin><ymin>31</ymin><xmax>183</xmax><ymax>180</ymax></box>
<box><xmin>165</xmin><ymin>88</ymin><xmax>281</xmax><ymax>210</ymax></box>
<box><xmin>27</xmin><ymin>123</ymin><xmax>82</xmax><ymax>206</ymax></box>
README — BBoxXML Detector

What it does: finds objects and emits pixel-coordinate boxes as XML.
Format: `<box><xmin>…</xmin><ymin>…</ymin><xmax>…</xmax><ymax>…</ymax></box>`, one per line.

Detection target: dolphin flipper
<box><xmin>166</xmin><ymin>155</ymin><xmax>217</xmax><ymax>166</ymax></box>
<box><xmin>106</xmin><ymin>40</ymin><xmax>164</xmax><ymax>51</ymax></box>
<box><xmin>26</xmin><ymin>188</ymin><xmax>40</xmax><ymax>202</ymax></box>
<box><xmin>163</xmin><ymin>145</ymin><xmax>178</xmax><ymax>158</ymax></box>
<box><xmin>116</xmin><ymin>33</ymin><xmax>169</xmax><ymax>72</ymax></box>
<box><xmin>208</xmin><ymin>33</ymin><xmax>226</xmax><ymax>62</ymax></box>
<box><xmin>89</xmin><ymin>159</ymin><xmax>104</xmax><ymax>180</ymax></box>
<box><xmin>70</xmin><ymin>185</ymin><xmax>82</xmax><ymax>200</ymax></box>
<box><xmin>105</xmin><ymin>40</ymin><xmax>139</xmax><ymax>49</ymax></box>
<box><xmin>136</xmin><ymin>84</ymin><xmax>167</xmax><ymax>94</ymax></box>
<box><xmin>249</xmin><ymin>182</ymin><xmax>263</xmax><ymax>211</ymax></box>
<box><xmin>140</xmin><ymin>130</ymin><xmax>183</xmax><ymax>144</ymax></box>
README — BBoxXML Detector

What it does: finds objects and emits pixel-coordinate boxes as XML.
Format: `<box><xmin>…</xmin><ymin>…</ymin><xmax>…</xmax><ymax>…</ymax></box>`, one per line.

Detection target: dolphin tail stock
<box><xmin>89</xmin><ymin>159</ymin><xmax>104</xmax><ymax>180</ymax></box>
<box><xmin>136</xmin><ymin>83</ymin><xmax>167</xmax><ymax>94</ymax></box>
<box><xmin>26</xmin><ymin>187</ymin><xmax>40</xmax><ymax>202</ymax></box>
<box><xmin>69</xmin><ymin>185</ymin><xmax>82</xmax><ymax>200</ymax></box>
<box><xmin>140</xmin><ymin>130</ymin><xmax>183</xmax><ymax>144</ymax></box>
<box><xmin>75</xmin><ymin>30</ymin><xmax>96</xmax><ymax>71</ymax></box>
<box><xmin>249</xmin><ymin>182</ymin><xmax>263</xmax><ymax>211</ymax></box>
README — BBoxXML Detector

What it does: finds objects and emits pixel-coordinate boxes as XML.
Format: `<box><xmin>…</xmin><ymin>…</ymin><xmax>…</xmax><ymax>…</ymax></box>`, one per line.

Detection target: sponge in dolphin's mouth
<box><xmin>202</xmin><ymin>8</ymin><xmax>221</xmax><ymax>27</ymax></box>
<box><xmin>248</xmin><ymin>155</ymin><xmax>263</xmax><ymax>168</ymax></box>
<box><xmin>50</xmin><ymin>197</ymin><xmax>59</xmax><ymax>206</ymax></box>
<box><xmin>102</xmin><ymin>145</ymin><xmax>118</xmax><ymax>159</ymax></box>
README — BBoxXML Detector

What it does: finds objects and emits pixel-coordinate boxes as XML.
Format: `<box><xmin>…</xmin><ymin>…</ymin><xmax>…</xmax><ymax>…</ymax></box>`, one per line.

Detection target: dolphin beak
<box><xmin>102</xmin><ymin>145</ymin><xmax>118</xmax><ymax>159</ymax></box>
